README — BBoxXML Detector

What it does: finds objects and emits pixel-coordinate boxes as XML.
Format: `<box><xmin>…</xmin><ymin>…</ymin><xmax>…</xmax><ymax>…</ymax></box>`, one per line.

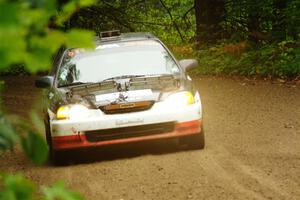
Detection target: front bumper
<box><xmin>50</xmin><ymin>101</ymin><xmax>202</xmax><ymax>151</ymax></box>
<box><xmin>52</xmin><ymin>120</ymin><xmax>202</xmax><ymax>150</ymax></box>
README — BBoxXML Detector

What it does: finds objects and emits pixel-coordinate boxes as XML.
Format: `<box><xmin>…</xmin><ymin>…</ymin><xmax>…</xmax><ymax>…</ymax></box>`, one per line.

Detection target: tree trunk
<box><xmin>247</xmin><ymin>9</ymin><xmax>261</xmax><ymax>43</ymax></box>
<box><xmin>272</xmin><ymin>0</ymin><xmax>287</xmax><ymax>41</ymax></box>
<box><xmin>194</xmin><ymin>0</ymin><xmax>225</xmax><ymax>43</ymax></box>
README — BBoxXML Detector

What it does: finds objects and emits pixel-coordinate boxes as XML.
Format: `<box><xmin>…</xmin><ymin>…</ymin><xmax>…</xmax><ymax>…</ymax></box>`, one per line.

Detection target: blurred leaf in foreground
<box><xmin>21</xmin><ymin>131</ymin><xmax>48</xmax><ymax>165</ymax></box>
<box><xmin>0</xmin><ymin>173</ymin><xmax>35</xmax><ymax>200</ymax></box>
<box><xmin>0</xmin><ymin>174</ymin><xmax>85</xmax><ymax>200</ymax></box>
<box><xmin>42</xmin><ymin>182</ymin><xmax>84</xmax><ymax>200</ymax></box>
<box><xmin>0</xmin><ymin>0</ymin><xmax>95</xmax><ymax>73</ymax></box>
<box><xmin>0</xmin><ymin>115</ymin><xmax>18</xmax><ymax>152</ymax></box>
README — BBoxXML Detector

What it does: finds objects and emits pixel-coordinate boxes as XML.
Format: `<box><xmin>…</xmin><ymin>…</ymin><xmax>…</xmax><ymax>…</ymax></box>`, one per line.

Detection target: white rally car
<box><xmin>36</xmin><ymin>31</ymin><xmax>204</xmax><ymax>162</ymax></box>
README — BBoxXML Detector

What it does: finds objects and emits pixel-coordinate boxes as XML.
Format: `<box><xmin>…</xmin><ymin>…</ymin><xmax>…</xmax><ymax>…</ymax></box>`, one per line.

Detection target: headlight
<box><xmin>56</xmin><ymin>104</ymin><xmax>89</xmax><ymax>120</ymax></box>
<box><xmin>165</xmin><ymin>91</ymin><xmax>195</xmax><ymax>106</ymax></box>
<box><xmin>56</xmin><ymin>106</ymin><xmax>70</xmax><ymax>119</ymax></box>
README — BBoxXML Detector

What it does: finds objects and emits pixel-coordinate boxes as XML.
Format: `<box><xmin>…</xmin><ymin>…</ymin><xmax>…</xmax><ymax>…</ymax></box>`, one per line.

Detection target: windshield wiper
<box><xmin>102</xmin><ymin>75</ymin><xmax>145</xmax><ymax>82</ymax></box>
<box><xmin>59</xmin><ymin>82</ymin><xmax>94</xmax><ymax>87</ymax></box>
<box><xmin>60</xmin><ymin>74</ymin><xmax>173</xmax><ymax>88</ymax></box>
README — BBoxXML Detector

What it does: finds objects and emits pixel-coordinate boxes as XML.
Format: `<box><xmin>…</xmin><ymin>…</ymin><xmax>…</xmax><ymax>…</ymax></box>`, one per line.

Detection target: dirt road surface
<box><xmin>1</xmin><ymin>76</ymin><xmax>300</xmax><ymax>200</ymax></box>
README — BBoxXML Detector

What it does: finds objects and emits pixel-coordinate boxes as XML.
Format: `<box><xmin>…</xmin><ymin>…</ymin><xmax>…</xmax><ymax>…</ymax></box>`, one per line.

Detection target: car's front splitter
<box><xmin>52</xmin><ymin>120</ymin><xmax>202</xmax><ymax>151</ymax></box>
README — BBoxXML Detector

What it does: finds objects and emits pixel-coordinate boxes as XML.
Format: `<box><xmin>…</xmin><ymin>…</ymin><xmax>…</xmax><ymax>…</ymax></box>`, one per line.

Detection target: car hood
<box><xmin>53</xmin><ymin>74</ymin><xmax>186</xmax><ymax>110</ymax></box>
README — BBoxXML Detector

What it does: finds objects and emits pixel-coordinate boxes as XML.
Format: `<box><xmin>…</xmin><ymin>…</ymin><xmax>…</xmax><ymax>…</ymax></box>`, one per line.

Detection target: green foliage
<box><xmin>0</xmin><ymin>116</ymin><xmax>17</xmax><ymax>151</ymax></box>
<box><xmin>21</xmin><ymin>131</ymin><xmax>48</xmax><ymax>165</ymax></box>
<box><xmin>286</xmin><ymin>0</ymin><xmax>300</xmax><ymax>40</ymax></box>
<box><xmin>0</xmin><ymin>0</ymin><xmax>95</xmax><ymax>73</ymax></box>
<box><xmin>0</xmin><ymin>112</ymin><xmax>49</xmax><ymax>165</ymax></box>
<box><xmin>70</xmin><ymin>0</ymin><xmax>196</xmax><ymax>44</ymax></box>
<box><xmin>0</xmin><ymin>174</ymin><xmax>84</xmax><ymax>200</ymax></box>
<box><xmin>190</xmin><ymin>41</ymin><xmax>300</xmax><ymax>78</ymax></box>
<box><xmin>43</xmin><ymin>182</ymin><xmax>84</xmax><ymax>200</ymax></box>
<box><xmin>0</xmin><ymin>174</ymin><xmax>35</xmax><ymax>200</ymax></box>
<box><xmin>222</xmin><ymin>0</ymin><xmax>300</xmax><ymax>41</ymax></box>
<box><xmin>70</xmin><ymin>0</ymin><xmax>300</xmax><ymax>44</ymax></box>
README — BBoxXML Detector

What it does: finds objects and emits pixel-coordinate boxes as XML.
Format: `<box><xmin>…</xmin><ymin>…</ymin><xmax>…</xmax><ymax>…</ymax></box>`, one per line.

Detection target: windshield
<box><xmin>57</xmin><ymin>40</ymin><xmax>180</xmax><ymax>87</ymax></box>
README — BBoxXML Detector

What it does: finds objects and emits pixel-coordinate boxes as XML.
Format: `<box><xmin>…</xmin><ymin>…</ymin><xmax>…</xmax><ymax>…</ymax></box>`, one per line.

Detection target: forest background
<box><xmin>0</xmin><ymin>0</ymin><xmax>299</xmax><ymax>199</ymax></box>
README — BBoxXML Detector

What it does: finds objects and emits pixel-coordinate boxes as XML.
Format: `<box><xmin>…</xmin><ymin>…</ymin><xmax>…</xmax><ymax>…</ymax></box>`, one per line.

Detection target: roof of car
<box><xmin>94</xmin><ymin>32</ymin><xmax>159</xmax><ymax>46</ymax></box>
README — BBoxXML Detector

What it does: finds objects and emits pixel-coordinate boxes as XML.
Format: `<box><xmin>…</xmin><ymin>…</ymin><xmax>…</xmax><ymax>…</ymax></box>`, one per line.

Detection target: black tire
<box><xmin>44</xmin><ymin>115</ymin><xmax>53</xmax><ymax>159</ymax></box>
<box><xmin>180</xmin><ymin>128</ymin><xmax>205</xmax><ymax>149</ymax></box>
<box><xmin>50</xmin><ymin>150</ymin><xmax>64</xmax><ymax>166</ymax></box>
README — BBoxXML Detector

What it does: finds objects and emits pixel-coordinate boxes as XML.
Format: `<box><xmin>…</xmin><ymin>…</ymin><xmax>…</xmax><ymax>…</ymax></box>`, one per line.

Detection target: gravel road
<box><xmin>1</xmin><ymin>76</ymin><xmax>300</xmax><ymax>200</ymax></box>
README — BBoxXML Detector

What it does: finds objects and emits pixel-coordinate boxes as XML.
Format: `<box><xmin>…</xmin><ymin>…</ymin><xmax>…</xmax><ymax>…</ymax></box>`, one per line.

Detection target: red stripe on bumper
<box><xmin>52</xmin><ymin>120</ymin><xmax>202</xmax><ymax>150</ymax></box>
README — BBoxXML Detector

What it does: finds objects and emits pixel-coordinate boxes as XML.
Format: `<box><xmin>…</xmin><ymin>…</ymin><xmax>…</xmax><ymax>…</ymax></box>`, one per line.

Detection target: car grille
<box><xmin>99</xmin><ymin>101</ymin><xmax>154</xmax><ymax>114</ymax></box>
<box><xmin>85</xmin><ymin>122</ymin><xmax>175</xmax><ymax>142</ymax></box>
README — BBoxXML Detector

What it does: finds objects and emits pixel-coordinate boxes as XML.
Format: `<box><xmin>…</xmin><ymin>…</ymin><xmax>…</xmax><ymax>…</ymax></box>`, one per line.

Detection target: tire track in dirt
<box><xmin>200</xmin><ymin>145</ymin><xmax>296</xmax><ymax>200</ymax></box>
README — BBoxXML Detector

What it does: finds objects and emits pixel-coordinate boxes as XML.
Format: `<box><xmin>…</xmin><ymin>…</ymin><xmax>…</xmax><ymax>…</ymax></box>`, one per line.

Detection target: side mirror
<box><xmin>179</xmin><ymin>59</ymin><xmax>198</xmax><ymax>71</ymax></box>
<box><xmin>35</xmin><ymin>76</ymin><xmax>54</xmax><ymax>88</ymax></box>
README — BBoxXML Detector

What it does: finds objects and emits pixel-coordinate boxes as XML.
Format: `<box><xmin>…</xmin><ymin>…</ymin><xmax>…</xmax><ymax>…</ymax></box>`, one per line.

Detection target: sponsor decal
<box><xmin>115</xmin><ymin>118</ymin><xmax>144</xmax><ymax>126</ymax></box>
